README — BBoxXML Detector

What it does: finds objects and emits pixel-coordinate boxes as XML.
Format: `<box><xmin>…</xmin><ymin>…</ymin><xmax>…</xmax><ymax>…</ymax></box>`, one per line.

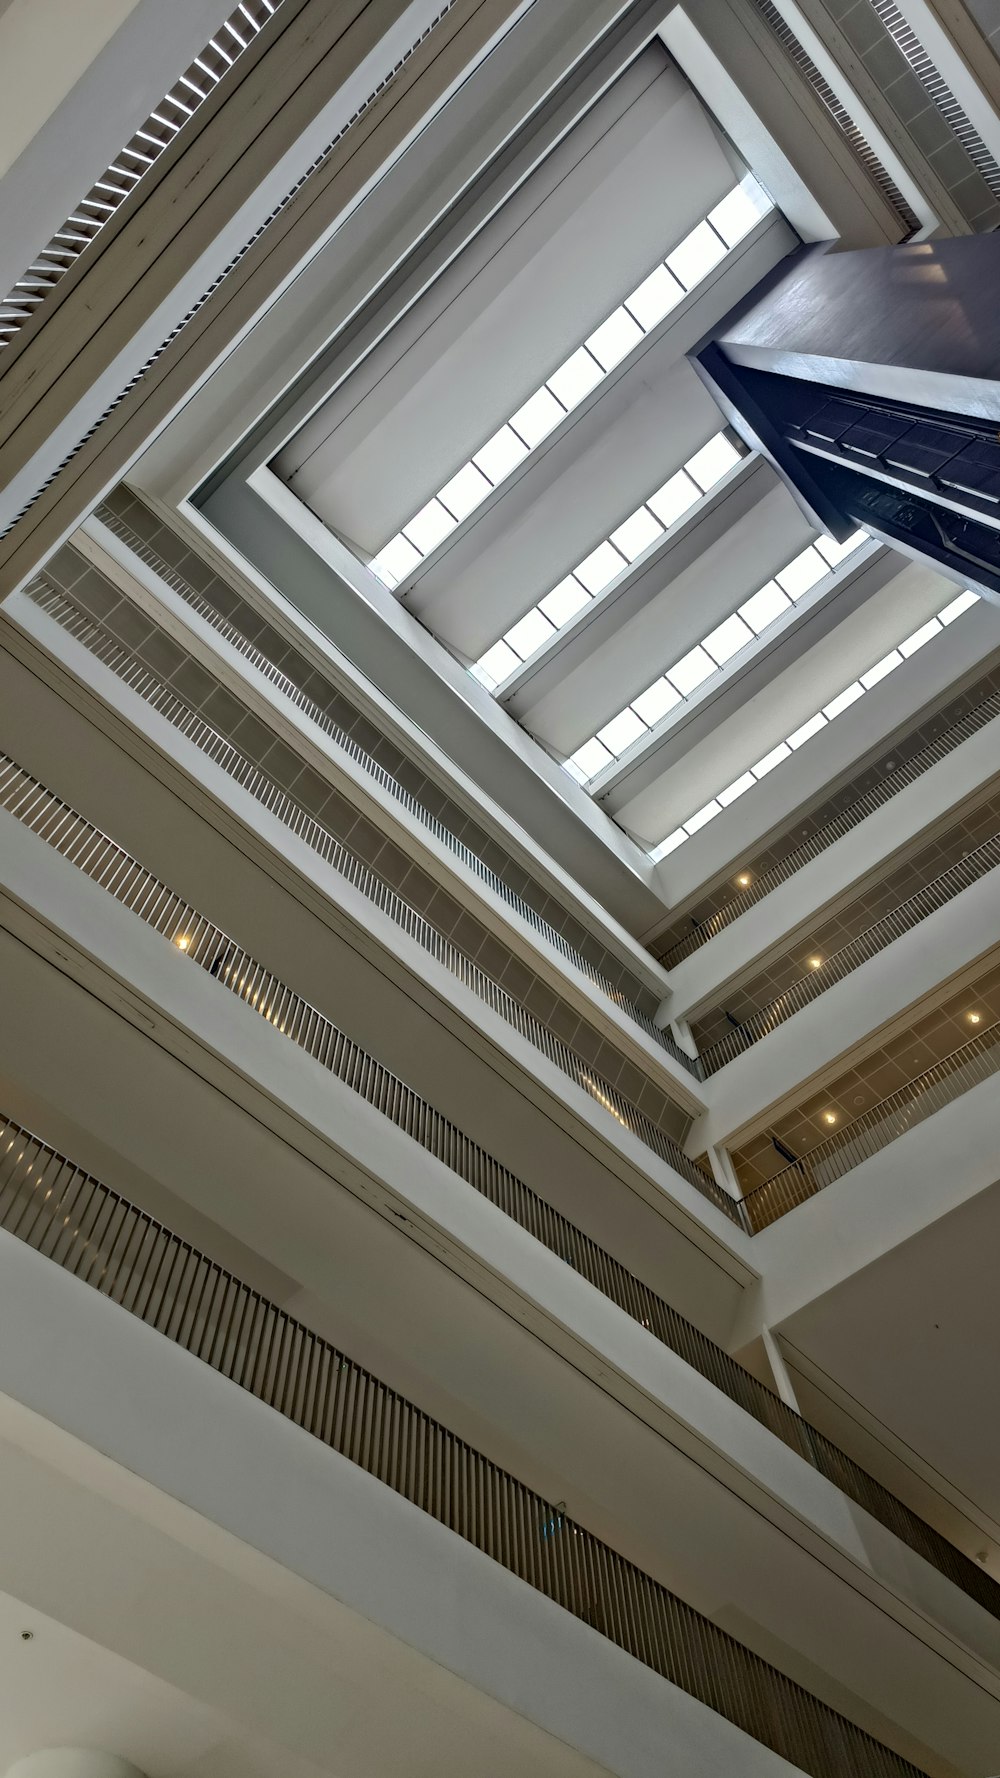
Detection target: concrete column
<box><xmin>5</xmin><ymin>1753</ymin><xmax>147</xmax><ymax>1778</ymax></box>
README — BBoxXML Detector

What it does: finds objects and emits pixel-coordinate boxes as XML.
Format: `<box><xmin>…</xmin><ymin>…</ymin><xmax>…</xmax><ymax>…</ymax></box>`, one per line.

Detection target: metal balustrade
<box><xmin>744</xmin><ymin>1021</ymin><xmax>1000</xmax><ymax>1230</ymax></box>
<box><xmin>2</xmin><ymin>751</ymin><xmax>999</xmax><ymax>1624</ymax></box>
<box><xmin>26</xmin><ymin>581</ymin><xmax>703</xmax><ymax>1179</ymax></box>
<box><xmin>0</xmin><ymin>747</ymin><xmax>730</xmax><ymax>1222</ymax></box>
<box><xmin>698</xmin><ymin>833</ymin><xmax>1000</xmax><ymax>1072</ymax></box>
<box><xmin>661</xmin><ymin>683</ymin><xmax>1000</xmax><ymax>968</ymax></box>
<box><xmin>0</xmin><ymin>1</ymin><xmax>287</xmax><ymax>350</ymax></box>
<box><xmin>91</xmin><ymin>504</ymin><xmax>698</xmax><ymax>1076</ymax></box>
<box><xmin>0</xmin><ymin>1111</ymin><xmax>941</xmax><ymax>1777</ymax></box>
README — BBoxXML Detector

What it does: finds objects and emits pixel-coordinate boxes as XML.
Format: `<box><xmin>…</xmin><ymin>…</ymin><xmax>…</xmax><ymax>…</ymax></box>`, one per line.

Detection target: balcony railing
<box><xmin>743</xmin><ymin>1020</ymin><xmax>1000</xmax><ymax>1230</ymax></box>
<box><xmin>91</xmin><ymin>504</ymin><xmax>697</xmax><ymax>1075</ymax></box>
<box><xmin>0</xmin><ymin>1</ymin><xmax>287</xmax><ymax>351</ymax></box>
<box><xmin>25</xmin><ymin>582</ymin><xmax>702</xmax><ymax>1175</ymax></box>
<box><xmin>3</xmin><ymin>753</ymin><xmax>1000</xmax><ymax>1624</ymax></box>
<box><xmin>661</xmin><ymin>679</ymin><xmax>1000</xmax><ymax>968</ymax></box>
<box><xmin>698</xmin><ymin>832</ymin><xmax>1000</xmax><ymax>1072</ymax></box>
<box><xmin>0</xmin><ymin>1110</ymin><xmax>940</xmax><ymax>1778</ymax></box>
<box><xmin>0</xmin><ymin>747</ymin><xmax>731</xmax><ymax>1224</ymax></box>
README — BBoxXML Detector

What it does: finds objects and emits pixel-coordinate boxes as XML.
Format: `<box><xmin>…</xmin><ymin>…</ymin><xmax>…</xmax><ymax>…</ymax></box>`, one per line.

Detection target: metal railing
<box><xmin>0</xmin><ymin>1</ymin><xmax>286</xmax><ymax>351</ymax></box>
<box><xmin>699</xmin><ymin>832</ymin><xmax>1000</xmax><ymax>1072</ymax></box>
<box><xmin>0</xmin><ymin>1111</ymin><xmax>938</xmax><ymax>1777</ymax></box>
<box><xmin>26</xmin><ymin>582</ymin><xmax>706</xmax><ymax>1185</ymax></box>
<box><xmin>91</xmin><ymin>504</ymin><xmax>696</xmax><ymax>1074</ymax></box>
<box><xmin>3</xmin><ymin>751</ymin><xmax>1000</xmax><ymax>1623</ymax></box>
<box><xmin>744</xmin><ymin>1021</ymin><xmax>1000</xmax><ymax>1230</ymax></box>
<box><xmin>661</xmin><ymin>680</ymin><xmax>1000</xmax><ymax>968</ymax></box>
<box><xmin>0</xmin><ymin>747</ymin><xmax>733</xmax><ymax>1226</ymax></box>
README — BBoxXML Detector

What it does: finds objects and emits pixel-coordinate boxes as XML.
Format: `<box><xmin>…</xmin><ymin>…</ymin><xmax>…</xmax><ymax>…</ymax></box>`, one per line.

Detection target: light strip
<box><xmin>649</xmin><ymin>586</ymin><xmax>980</xmax><ymax>861</ymax></box>
<box><xmin>471</xmin><ymin>432</ymin><xmax>746</xmax><ymax>692</ymax></box>
<box><xmin>564</xmin><ymin>530</ymin><xmax>870</xmax><ymax>786</ymax></box>
<box><xmin>368</xmin><ymin>177</ymin><xmax>773</xmax><ymax>589</ymax></box>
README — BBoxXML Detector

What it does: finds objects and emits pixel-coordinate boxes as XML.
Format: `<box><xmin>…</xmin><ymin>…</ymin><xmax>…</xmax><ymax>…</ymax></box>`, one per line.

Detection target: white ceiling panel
<box><xmin>521</xmin><ymin>482</ymin><xmax>815</xmax><ymax>753</ymax></box>
<box><xmin>274</xmin><ymin>47</ymin><xmax>740</xmax><ymax>552</ymax></box>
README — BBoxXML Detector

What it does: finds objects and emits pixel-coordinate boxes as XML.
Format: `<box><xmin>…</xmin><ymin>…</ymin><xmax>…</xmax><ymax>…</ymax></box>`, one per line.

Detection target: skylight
<box><xmin>368</xmin><ymin>176</ymin><xmax>773</xmax><ymax>589</ymax></box>
<box><xmin>648</xmin><ymin>587</ymin><xmax>980</xmax><ymax>861</ymax></box>
<box><xmin>563</xmin><ymin>531</ymin><xmax>870</xmax><ymax>785</ymax></box>
<box><xmin>471</xmin><ymin>430</ymin><xmax>745</xmax><ymax>691</ymax></box>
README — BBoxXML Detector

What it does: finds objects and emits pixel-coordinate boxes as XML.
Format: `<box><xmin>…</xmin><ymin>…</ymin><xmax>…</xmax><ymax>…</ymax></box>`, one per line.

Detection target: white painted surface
<box><xmin>6</xmin><ymin>1754</ymin><xmax>146</xmax><ymax>1778</ymax></box>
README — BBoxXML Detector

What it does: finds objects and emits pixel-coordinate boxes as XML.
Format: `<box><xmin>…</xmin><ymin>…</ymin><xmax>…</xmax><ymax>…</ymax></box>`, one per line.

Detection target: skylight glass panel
<box><xmin>667</xmin><ymin>220</ymin><xmax>727</xmax><ymax>289</ymax></box>
<box><xmin>708</xmin><ymin>178</ymin><xmax>771</xmax><ymax>247</ymax></box>
<box><xmin>474</xmin><ymin>638</ymin><xmax>520</xmax><ymax>688</ymax></box>
<box><xmin>598</xmin><ymin>708</ymin><xmax>647</xmax><ymax>756</ymax></box>
<box><xmin>652</xmin><ymin>827</ymin><xmax>688</xmax><ymax>859</ymax></box>
<box><xmin>703</xmin><ymin>611</ymin><xmax>753</xmax><ymax>665</ymax></box>
<box><xmin>816</xmin><ymin>529</ymin><xmax>867</xmax><ymax>567</ymax></box>
<box><xmin>631</xmin><ymin>677</ymin><xmax>681</xmax><ymax>725</ymax></box>
<box><xmin>540</xmin><ymin>576</ymin><xmax>591</xmax><ymax>626</ymax></box>
<box><xmin>686</xmin><ymin>433</ymin><xmax>741</xmax><ymax>490</ymax></box>
<box><xmin>752</xmin><ymin>741</ymin><xmax>792</xmax><ymax>778</ymax></box>
<box><xmin>940</xmin><ymin>588</ymin><xmax>978</xmax><ymax>623</ymax></box>
<box><xmin>510</xmin><ymin>386</ymin><xmax>564</xmax><ymax>447</ymax></box>
<box><xmin>684</xmin><ymin>799</ymin><xmax>722</xmax><ymax>833</ymax></box>
<box><xmin>546</xmin><ymin>346</ymin><xmax>605</xmax><ymax>411</ymax></box>
<box><xmin>822</xmin><ymin>681</ymin><xmax>864</xmax><ymax>719</ymax></box>
<box><xmin>625</xmin><ymin>264</ymin><xmax>684</xmax><ymax>330</ymax></box>
<box><xmin>899</xmin><ymin>616</ymin><xmax>942</xmax><ymax>656</ymax></box>
<box><xmin>575</xmin><ymin>539</ymin><xmax>626</xmax><ymax>593</ymax></box>
<box><xmin>569</xmin><ymin>736</ymin><xmax>615</xmax><ymax>781</ymax></box>
<box><xmin>718</xmin><ymin>771</ymin><xmax>755</xmax><ymax>806</ymax></box>
<box><xmin>404</xmin><ymin>497</ymin><xmax>457</xmax><ymax>555</ymax></box>
<box><xmin>647</xmin><ymin>470</ymin><xmax>699</xmax><ymax>527</ymax></box>
<box><xmin>585</xmin><ymin>307</ymin><xmax>644</xmax><ymax>371</ymax></box>
<box><xmin>610</xmin><ymin>506</ymin><xmax>663</xmax><ymax>562</ymax></box>
<box><xmin>439</xmin><ymin>461</ymin><xmax>492</xmax><ymax>521</ymax></box>
<box><xmin>861</xmin><ymin>650</ymin><xmax>902</xmax><ymax>688</ymax></box>
<box><xmin>369</xmin><ymin>533</ymin><xmax>422</xmax><ymax>589</ymax></box>
<box><xmin>787</xmin><ymin>711</ymin><xmax>827</xmax><ymax>749</ymax></box>
<box><xmin>473</xmin><ymin>425</ymin><xmax>528</xmax><ymax>483</ymax></box>
<box><xmin>776</xmin><ymin>545</ymin><xmax>826</xmax><ymax>601</ymax></box>
<box><xmin>648</xmin><ymin>586</ymin><xmax>979</xmax><ymax>860</ymax></box>
<box><xmin>505</xmin><ymin>607</ymin><xmax>556</xmax><ymax>660</ymax></box>
<box><xmin>738</xmin><ymin>580</ymin><xmax>791</xmax><ymax>633</ymax></box>
<box><xmin>667</xmin><ymin>644</ymin><xmax>715</xmax><ymax>696</ymax></box>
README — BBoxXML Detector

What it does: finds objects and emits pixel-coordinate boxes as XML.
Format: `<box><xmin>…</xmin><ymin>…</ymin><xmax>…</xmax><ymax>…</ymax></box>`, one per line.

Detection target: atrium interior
<box><xmin>1</xmin><ymin>2</ymin><xmax>1000</xmax><ymax>1775</ymax></box>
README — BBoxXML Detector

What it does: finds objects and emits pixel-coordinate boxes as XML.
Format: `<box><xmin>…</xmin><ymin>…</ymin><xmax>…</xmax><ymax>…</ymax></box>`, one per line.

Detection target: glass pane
<box><xmin>647</xmin><ymin>470</ymin><xmax>699</xmax><ymax>528</ymax></box>
<box><xmin>547</xmin><ymin>347</ymin><xmax>604</xmax><ymax>411</ymax></box>
<box><xmin>598</xmin><ymin>708</ymin><xmax>647</xmax><ymax>756</ymax></box>
<box><xmin>369</xmin><ymin>533</ymin><xmax>421</xmax><ymax>588</ymax></box>
<box><xmin>718</xmin><ymin>771</ymin><xmax>756</xmax><ymax>806</ymax></box>
<box><xmin>686</xmin><ymin>433</ymin><xmax>741</xmax><ymax>491</ymax></box>
<box><xmin>684</xmin><ymin>800</ymin><xmax>722</xmax><ymax>834</ymax></box>
<box><xmin>625</xmin><ymin>264</ymin><xmax>684</xmax><ymax>330</ymax></box>
<box><xmin>787</xmin><ymin>711</ymin><xmax>827</xmax><ymax>749</ymax></box>
<box><xmin>822</xmin><ymin>681</ymin><xmax>865</xmax><ymax>720</ymax></box>
<box><xmin>475</xmin><ymin>638</ymin><xmax>520</xmax><ymax>688</ymax></box>
<box><xmin>776</xmin><ymin>546</ymin><xmax>826</xmax><ymax>601</ymax></box>
<box><xmin>474</xmin><ymin>425</ymin><xmax>528</xmax><ymax>483</ymax></box>
<box><xmin>439</xmin><ymin>461</ymin><xmax>492</xmax><ymax>520</ymax></box>
<box><xmin>632</xmin><ymin>677</ymin><xmax>681</xmax><ymax>725</ymax></box>
<box><xmin>610</xmin><ymin>506</ymin><xmax>663</xmax><ymax>562</ymax></box>
<box><xmin>667</xmin><ymin>219</ymin><xmax>727</xmax><ymax>289</ymax></box>
<box><xmin>540</xmin><ymin>576</ymin><xmax>591</xmax><ymax>627</ymax></box>
<box><xmin>586</xmin><ymin>306</ymin><xmax>644</xmax><ymax>371</ymax></box>
<box><xmin>569</xmin><ymin>736</ymin><xmax>615</xmax><ymax>782</ymax></box>
<box><xmin>751</xmin><ymin>741</ymin><xmax>791</xmax><ymax>778</ymax></box>
<box><xmin>899</xmin><ymin>618</ymin><xmax>942</xmax><ymax>656</ymax></box>
<box><xmin>403</xmin><ymin>498</ymin><xmax>457</xmax><ymax>556</ymax></box>
<box><xmin>510</xmin><ymin>386</ymin><xmax>564</xmax><ymax>448</ymax></box>
<box><xmin>505</xmin><ymin>607</ymin><xmax>556</xmax><ymax>660</ymax></box>
<box><xmin>667</xmin><ymin>644</ymin><xmax>716</xmax><ymax>696</ymax></box>
<box><xmin>739</xmin><ymin>580</ymin><xmax>791</xmax><ymax>633</ymax></box>
<box><xmin>703</xmin><ymin>612</ymin><xmax>753</xmax><ymax>665</ymax></box>
<box><xmin>575</xmin><ymin>539</ymin><xmax>626</xmax><ymax>593</ymax></box>
<box><xmin>861</xmin><ymin>650</ymin><xmax>903</xmax><ymax>688</ymax></box>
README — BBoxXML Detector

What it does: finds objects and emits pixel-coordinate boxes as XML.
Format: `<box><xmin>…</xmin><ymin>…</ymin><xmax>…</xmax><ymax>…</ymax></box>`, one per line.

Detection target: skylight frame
<box><xmin>648</xmin><ymin>586</ymin><xmax>981</xmax><ymax>861</ymax></box>
<box><xmin>470</xmin><ymin>429</ymin><xmax>747</xmax><ymax>692</ymax></box>
<box><xmin>564</xmin><ymin>530</ymin><xmax>872</xmax><ymax>786</ymax></box>
<box><xmin>368</xmin><ymin>176</ymin><xmax>774</xmax><ymax>590</ymax></box>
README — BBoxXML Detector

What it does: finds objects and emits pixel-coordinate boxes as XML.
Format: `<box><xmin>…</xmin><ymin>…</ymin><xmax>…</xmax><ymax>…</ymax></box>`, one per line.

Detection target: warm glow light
<box><xmin>736</xmin><ymin>872</ymin><xmax>752</xmax><ymax>887</ymax></box>
<box><xmin>174</xmin><ymin>934</ymin><xmax>192</xmax><ymax>951</ymax></box>
<box><xmin>823</xmin><ymin>1111</ymin><xmax>838</xmax><ymax>1125</ymax></box>
<box><xmin>808</xmin><ymin>955</ymin><xmax>823</xmax><ymax>970</ymax></box>
<box><xmin>967</xmin><ymin>1010</ymin><xmax>982</xmax><ymax>1024</ymax></box>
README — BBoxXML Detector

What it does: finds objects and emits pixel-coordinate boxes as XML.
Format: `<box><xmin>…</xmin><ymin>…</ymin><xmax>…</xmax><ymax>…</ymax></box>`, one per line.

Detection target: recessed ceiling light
<box><xmin>967</xmin><ymin>1010</ymin><xmax>982</xmax><ymax>1024</ymax></box>
<box><xmin>736</xmin><ymin>872</ymin><xmax>752</xmax><ymax>887</ymax></box>
<box><xmin>808</xmin><ymin>955</ymin><xmax>823</xmax><ymax>969</ymax></box>
<box><xmin>174</xmin><ymin>934</ymin><xmax>192</xmax><ymax>951</ymax></box>
<box><xmin>823</xmin><ymin>1111</ymin><xmax>838</xmax><ymax>1125</ymax></box>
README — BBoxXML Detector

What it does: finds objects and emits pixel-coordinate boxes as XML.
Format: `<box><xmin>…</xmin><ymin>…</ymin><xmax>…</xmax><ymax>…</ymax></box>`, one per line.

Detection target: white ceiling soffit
<box><xmin>273</xmin><ymin>44</ymin><xmax>745</xmax><ymax>552</ymax></box>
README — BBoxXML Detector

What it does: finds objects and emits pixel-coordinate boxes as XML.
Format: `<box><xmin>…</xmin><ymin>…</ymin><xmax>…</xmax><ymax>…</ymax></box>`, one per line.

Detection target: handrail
<box><xmin>91</xmin><ymin>504</ymin><xmax>698</xmax><ymax>1075</ymax></box>
<box><xmin>744</xmin><ymin>1020</ymin><xmax>1000</xmax><ymax>1229</ymax></box>
<box><xmin>699</xmin><ymin>832</ymin><xmax>1000</xmax><ymax>1072</ymax></box>
<box><xmin>661</xmin><ymin>679</ymin><xmax>1000</xmax><ymax>968</ymax></box>
<box><xmin>2</xmin><ymin>751</ymin><xmax>999</xmax><ymax>1622</ymax></box>
<box><xmin>0</xmin><ymin>1110</ymin><xmax>935</xmax><ymax>1778</ymax></box>
<box><xmin>26</xmin><ymin>581</ymin><xmax>706</xmax><ymax>1178</ymax></box>
<box><xmin>0</xmin><ymin>747</ymin><xmax>734</xmax><ymax>1224</ymax></box>
<box><xmin>0</xmin><ymin>1</ymin><xmax>286</xmax><ymax>352</ymax></box>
